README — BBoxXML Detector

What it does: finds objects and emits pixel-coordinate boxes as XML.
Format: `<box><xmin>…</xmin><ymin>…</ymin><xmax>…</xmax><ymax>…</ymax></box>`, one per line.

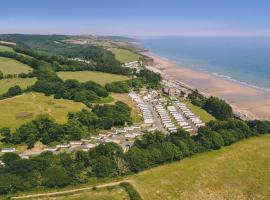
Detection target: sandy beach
<box><xmin>143</xmin><ymin>51</ymin><xmax>270</xmax><ymax>120</ymax></box>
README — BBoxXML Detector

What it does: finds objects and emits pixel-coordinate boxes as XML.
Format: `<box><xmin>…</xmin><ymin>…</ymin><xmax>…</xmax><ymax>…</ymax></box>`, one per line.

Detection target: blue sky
<box><xmin>0</xmin><ymin>0</ymin><xmax>270</xmax><ymax>36</ymax></box>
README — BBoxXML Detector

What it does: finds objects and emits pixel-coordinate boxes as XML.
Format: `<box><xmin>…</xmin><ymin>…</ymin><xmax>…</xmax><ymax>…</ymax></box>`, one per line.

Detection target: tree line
<box><xmin>0</xmin><ymin>118</ymin><xmax>270</xmax><ymax>195</ymax></box>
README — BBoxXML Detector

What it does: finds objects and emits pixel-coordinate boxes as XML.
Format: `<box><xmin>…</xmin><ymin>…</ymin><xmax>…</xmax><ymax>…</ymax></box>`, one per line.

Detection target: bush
<box><xmin>120</xmin><ymin>182</ymin><xmax>142</xmax><ymax>200</ymax></box>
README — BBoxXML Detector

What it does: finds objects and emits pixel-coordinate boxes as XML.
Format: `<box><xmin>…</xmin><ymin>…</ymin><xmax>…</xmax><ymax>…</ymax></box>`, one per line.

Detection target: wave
<box><xmin>211</xmin><ymin>72</ymin><xmax>270</xmax><ymax>92</ymax></box>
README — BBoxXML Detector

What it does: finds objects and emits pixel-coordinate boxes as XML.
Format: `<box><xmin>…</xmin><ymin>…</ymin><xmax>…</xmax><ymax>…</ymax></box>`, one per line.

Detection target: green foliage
<box><xmin>0</xmin><ymin>70</ymin><xmax>3</xmax><ymax>79</ymax></box>
<box><xmin>204</xmin><ymin>96</ymin><xmax>233</xmax><ymax>120</ymax></box>
<box><xmin>120</xmin><ymin>182</ymin><xmax>143</xmax><ymax>200</ymax></box>
<box><xmin>1</xmin><ymin>153</ymin><xmax>21</xmax><ymax>166</ymax></box>
<box><xmin>42</xmin><ymin>166</ymin><xmax>71</xmax><ymax>187</ymax></box>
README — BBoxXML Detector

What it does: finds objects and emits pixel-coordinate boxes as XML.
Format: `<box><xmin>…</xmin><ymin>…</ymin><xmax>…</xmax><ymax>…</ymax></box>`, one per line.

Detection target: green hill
<box><xmin>131</xmin><ymin>135</ymin><xmax>270</xmax><ymax>200</ymax></box>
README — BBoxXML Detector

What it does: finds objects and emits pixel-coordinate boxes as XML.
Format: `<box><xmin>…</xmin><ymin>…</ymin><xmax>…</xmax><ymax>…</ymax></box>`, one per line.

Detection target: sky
<box><xmin>0</xmin><ymin>0</ymin><xmax>270</xmax><ymax>37</ymax></box>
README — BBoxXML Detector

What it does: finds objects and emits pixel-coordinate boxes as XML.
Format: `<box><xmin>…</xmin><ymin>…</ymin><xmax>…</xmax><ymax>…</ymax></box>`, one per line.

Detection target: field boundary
<box><xmin>11</xmin><ymin>180</ymin><xmax>137</xmax><ymax>199</ymax></box>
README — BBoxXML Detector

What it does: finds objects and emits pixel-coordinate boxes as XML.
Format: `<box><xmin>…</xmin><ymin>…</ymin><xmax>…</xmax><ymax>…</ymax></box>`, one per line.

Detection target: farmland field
<box><xmin>57</xmin><ymin>71</ymin><xmax>130</xmax><ymax>86</ymax></box>
<box><xmin>0</xmin><ymin>57</ymin><xmax>32</xmax><ymax>75</ymax></box>
<box><xmin>131</xmin><ymin>135</ymin><xmax>270</xmax><ymax>200</ymax></box>
<box><xmin>0</xmin><ymin>92</ymin><xmax>86</xmax><ymax>130</ymax></box>
<box><xmin>0</xmin><ymin>44</ymin><xmax>14</xmax><ymax>52</ymax></box>
<box><xmin>110</xmin><ymin>48</ymin><xmax>141</xmax><ymax>63</ymax></box>
<box><xmin>0</xmin><ymin>78</ymin><xmax>36</xmax><ymax>94</ymax></box>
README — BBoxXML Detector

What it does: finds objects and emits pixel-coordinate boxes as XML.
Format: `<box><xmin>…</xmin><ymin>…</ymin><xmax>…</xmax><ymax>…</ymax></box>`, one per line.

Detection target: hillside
<box><xmin>0</xmin><ymin>92</ymin><xmax>86</xmax><ymax>130</ymax></box>
<box><xmin>131</xmin><ymin>135</ymin><xmax>270</xmax><ymax>200</ymax></box>
<box><xmin>0</xmin><ymin>57</ymin><xmax>32</xmax><ymax>75</ymax></box>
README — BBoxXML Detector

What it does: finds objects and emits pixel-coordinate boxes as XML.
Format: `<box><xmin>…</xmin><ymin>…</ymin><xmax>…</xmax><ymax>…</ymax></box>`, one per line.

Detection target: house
<box><xmin>56</xmin><ymin>144</ymin><xmax>70</xmax><ymax>148</ymax></box>
<box><xmin>19</xmin><ymin>154</ymin><xmax>29</xmax><ymax>159</ymax></box>
<box><xmin>121</xmin><ymin>141</ymin><xmax>134</xmax><ymax>153</ymax></box>
<box><xmin>1</xmin><ymin>148</ymin><xmax>16</xmax><ymax>153</ymax></box>
<box><xmin>70</xmin><ymin>141</ymin><xmax>83</xmax><ymax>146</ymax></box>
<box><xmin>43</xmin><ymin>147</ymin><xmax>59</xmax><ymax>152</ymax></box>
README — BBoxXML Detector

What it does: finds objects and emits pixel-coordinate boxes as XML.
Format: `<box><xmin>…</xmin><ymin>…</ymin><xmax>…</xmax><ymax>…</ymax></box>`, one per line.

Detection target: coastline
<box><xmin>142</xmin><ymin>51</ymin><xmax>270</xmax><ymax>120</ymax></box>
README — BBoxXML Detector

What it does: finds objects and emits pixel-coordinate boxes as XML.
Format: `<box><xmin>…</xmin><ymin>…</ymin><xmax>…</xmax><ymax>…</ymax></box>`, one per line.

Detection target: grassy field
<box><xmin>57</xmin><ymin>71</ymin><xmax>130</xmax><ymax>86</ymax></box>
<box><xmin>0</xmin><ymin>44</ymin><xmax>14</xmax><ymax>52</ymax></box>
<box><xmin>34</xmin><ymin>187</ymin><xmax>129</xmax><ymax>200</ymax></box>
<box><xmin>110</xmin><ymin>48</ymin><xmax>141</xmax><ymax>63</ymax></box>
<box><xmin>131</xmin><ymin>135</ymin><xmax>270</xmax><ymax>200</ymax></box>
<box><xmin>0</xmin><ymin>57</ymin><xmax>32</xmax><ymax>75</ymax></box>
<box><xmin>111</xmin><ymin>93</ymin><xmax>142</xmax><ymax>123</ymax></box>
<box><xmin>0</xmin><ymin>92</ymin><xmax>86</xmax><ymax>130</ymax></box>
<box><xmin>0</xmin><ymin>78</ymin><xmax>36</xmax><ymax>94</ymax></box>
<box><xmin>184</xmin><ymin>100</ymin><xmax>215</xmax><ymax>123</ymax></box>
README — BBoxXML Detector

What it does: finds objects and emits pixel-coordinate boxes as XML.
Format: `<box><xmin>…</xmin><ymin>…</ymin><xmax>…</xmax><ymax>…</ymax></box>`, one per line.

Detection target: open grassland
<box><xmin>0</xmin><ymin>44</ymin><xmax>14</xmax><ymax>52</ymax></box>
<box><xmin>0</xmin><ymin>57</ymin><xmax>32</xmax><ymax>75</ymax></box>
<box><xmin>31</xmin><ymin>187</ymin><xmax>129</xmax><ymax>200</ymax></box>
<box><xmin>111</xmin><ymin>93</ymin><xmax>142</xmax><ymax>123</ymax></box>
<box><xmin>0</xmin><ymin>92</ymin><xmax>86</xmax><ymax>130</ymax></box>
<box><xmin>184</xmin><ymin>100</ymin><xmax>215</xmax><ymax>123</ymax></box>
<box><xmin>0</xmin><ymin>78</ymin><xmax>36</xmax><ymax>94</ymax></box>
<box><xmin>57</xmin><ymin>71</ymin><xmax>130</xmax><ymax>86</ymax></box>
<box><xmin>110</xmin><ymin>48</ymin><xmax>141</xmax><ymax>63</ymax></box>
<box><xmin>131</xmin><ymin>135</ymin><xmax>270</xmax><ymax>200</ymax></box>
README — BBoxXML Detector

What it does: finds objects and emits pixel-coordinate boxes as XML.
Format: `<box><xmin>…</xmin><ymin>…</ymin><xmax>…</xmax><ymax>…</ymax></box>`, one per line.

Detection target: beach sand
<box><xmin>143</xmin><ymin>51</ymin><xmax>270</xmax><ymax>120</ymax></box>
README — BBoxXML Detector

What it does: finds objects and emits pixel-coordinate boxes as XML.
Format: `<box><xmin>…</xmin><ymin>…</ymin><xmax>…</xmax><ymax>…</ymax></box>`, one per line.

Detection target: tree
<box><xmin>42</xmin><ymin>166</ymin><xmax>71</xmax><ymax>187</ymax></box>
<box><xmin>0</xmin><ymin>127</ymin><xmax>11</xmax><ymax>143</ymax></box>
<box><xmin>0</xmin><ymin>173</ymin><xmax>25</xmax><ymax>194</ymax></box>
<box><xmin>125</xmin><ymin>147</ymin><xmax>150</xmax><ymax>173</ymax></box>
<box><xmin>7</xmin><ymin>85</ymin><xmax>22</xmax><ymax>96</ymax></box>
<box><xmin>0</xmin><ymin>70</ymin><xmax>3</xmax><ymax>79</ymax></box>
<box><xmin>203</xmin><ymin>96</ymin><xmax>233</xmax><ymax>120</ymax></box>
<box><xmin>91</xmin><ymin>156</ymin><xmax>116</xmax><ymax>177</ymax></box>
<box><xmin>2</xmin><ymin>153</ymin><xmax>21</xmax><ymax>166</ymax></box>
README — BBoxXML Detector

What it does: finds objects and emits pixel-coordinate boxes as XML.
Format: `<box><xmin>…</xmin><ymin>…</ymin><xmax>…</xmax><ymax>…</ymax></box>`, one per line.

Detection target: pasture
<box><xmin>35</xmin><ymin>187</ymin><xmax>129</xmax><ymax>200</ymax></box>
<box><xmin>0</xmin><ymin>92</ymin><xmax>86</xmax><ymax>130</ymax></box>
<box><xmin>0</xmin><ymin>78</ymin><xmax>36</xmax><ymax>94</ymax></box>
<box><xmin>57</xmin><ymin>71</ymin><xmax>130</xmax><ymax>86</ymax></box>
<box><xmin>0</xmin><ymin>44</ymin><xmax>14</xmax><ymax>52</ymax></box>
<box><xmin>131</xmin><ymin>135</ymin><xmax>270</xmax><ymax>200</ymax></box>
<box><xmin>110</xmin><ymin>48</ymin><xmax>141</xmax><ymax>63</ymax></box>
<box><xmin>0</xmin><ymin>57</ymin><xmax>32</xmax><ymax>75</ymax></box>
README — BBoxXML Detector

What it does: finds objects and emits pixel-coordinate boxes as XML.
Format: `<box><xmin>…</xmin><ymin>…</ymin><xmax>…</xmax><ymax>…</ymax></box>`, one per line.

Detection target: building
<box><xmin>1</xmin><ymin>148</ymin><xmax>16</xmax><ymax>153</ymax></box>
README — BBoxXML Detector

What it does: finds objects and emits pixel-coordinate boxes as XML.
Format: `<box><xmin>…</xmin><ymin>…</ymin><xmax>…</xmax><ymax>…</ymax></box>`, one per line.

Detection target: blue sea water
<box><xmin>140</xmin><ymin>37</ymin><xmax>270</xmax><ymax>92</ymax></box>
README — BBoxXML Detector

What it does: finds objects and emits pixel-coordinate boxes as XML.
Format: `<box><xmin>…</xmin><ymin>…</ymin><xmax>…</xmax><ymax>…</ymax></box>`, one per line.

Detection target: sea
<box><xmin>140</xmin><ymin>37</ymin><xmax>270</xmax><ymax>92</ymax></box>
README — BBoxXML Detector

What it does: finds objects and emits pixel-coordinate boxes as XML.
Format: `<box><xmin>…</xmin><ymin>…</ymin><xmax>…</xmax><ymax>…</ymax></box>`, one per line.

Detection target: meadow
<box><xmin>57</xmin><ymin>71</ymin><xmax>130</xmax><ymax>86</ymax></box>
<box><xmin>131</xmin><ymin>135</ymin><xmax>270</xmax><ymax>200</ymax></box>
<box><xmin>110</xmin><ymin>48</ymin><xmax>141</xmax><ymax>63</ymax></box>
<box><xmin>36</xmin><ymin>187</ymin><xmax>129</xmax><ymax>200</ymax></box>
<box><xmin>0</xmin><ymin>57</ymin><xmax>32</xmax><ymax>75</ymax></box>
<box><xmin>0</xmin><ymin>78</ymin><xmax>36</xmax><ymax>94</ymax></box>
<box><xmin>0</xmin><ymin>92</ymin><xmax>86</xmax><ymax>130</ymax></box>
<box><xmin>0</xmin><ymin>44</ymin><xmax>14</xmax><ymax>52</ymax></box>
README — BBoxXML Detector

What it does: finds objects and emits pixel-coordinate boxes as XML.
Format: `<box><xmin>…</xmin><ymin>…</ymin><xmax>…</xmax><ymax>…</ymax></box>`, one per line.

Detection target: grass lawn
<box><xmin>0</xmin><ymin>57</ymin><xmax>32</xmax><ymax>75</ymax></box>
<box><xmin>184</xmin><ymin>100</ymin><xmax>215</xmax><ymax>123</ymax></box>
<box><xmin>57</xmin><ymin>71</ymin><xmax>130</xmax><ymax>86</ymax></box>
<box><xmin>110</xmin><ymin>48</ymin><xmax>141</xmax><ymax>63</ymax></box>
<box><xmin>131</xmin><ymin>135</ymin><xmax>270</xmax><ymax>200</ymax></box>
<box><xmin>34</xmin><ymin>186</ymin><xmax>129</xmax><ymax>200</ymax></box>
<box><xmin>0</xmin><ymin>44</ymin><xmax>14</xmax><ymax>52</ymax></box>
<box><xmin>0</xmin><ymin>92</ymin><xmax>86</xmax><ymax>130</ymax></box>
<box><xmin>111</xmin><ymin>93</ymin><xmax>142</xmax><ymax>123</ymax></box>
<box><xmin>0</xmin><ymin>78</ymin><xmax>37</xmax><ymax>94</ymax></box>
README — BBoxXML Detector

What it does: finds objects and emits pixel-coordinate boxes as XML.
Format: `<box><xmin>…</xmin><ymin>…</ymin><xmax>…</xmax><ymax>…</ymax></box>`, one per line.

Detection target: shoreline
<box><xmin>142</xmin><ymin>51</ymin><xmax>270</xmax><ymax>120</ymax></box>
